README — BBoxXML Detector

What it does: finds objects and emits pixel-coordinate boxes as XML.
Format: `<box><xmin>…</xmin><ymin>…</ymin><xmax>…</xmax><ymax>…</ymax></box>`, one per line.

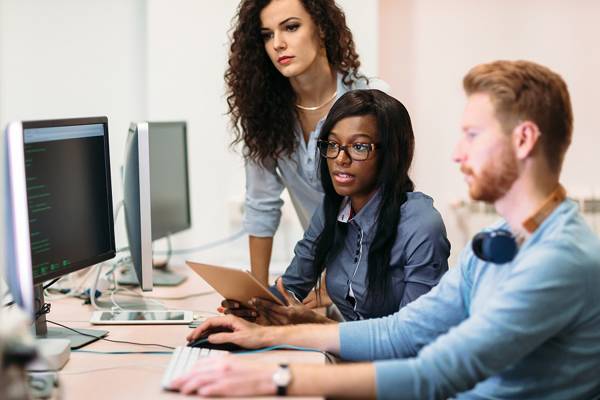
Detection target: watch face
<box><xmin>273</xmin><ymin>366</ymin><xmax>292</xmax><ymax>387</ymax></box>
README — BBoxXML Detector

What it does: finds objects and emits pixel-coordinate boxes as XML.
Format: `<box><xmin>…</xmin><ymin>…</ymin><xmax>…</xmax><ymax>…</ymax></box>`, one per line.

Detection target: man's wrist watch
<box><xmin>272</xmin><ymin>363</ymin><xmax>292</xmax><ymax>396</ymax></box>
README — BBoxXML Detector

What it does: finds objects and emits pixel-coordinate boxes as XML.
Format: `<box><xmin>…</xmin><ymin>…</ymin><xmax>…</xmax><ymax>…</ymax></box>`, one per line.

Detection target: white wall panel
<box><xmin>379</xmin><ymin>0</ymin><xmax>600</xmax><ymax>264</ymax></box>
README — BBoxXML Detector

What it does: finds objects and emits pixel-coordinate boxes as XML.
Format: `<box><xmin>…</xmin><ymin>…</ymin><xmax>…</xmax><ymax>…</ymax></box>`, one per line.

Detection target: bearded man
<box><xmin>172</xmin><ymin>61</ymin><xmax>600</xmax><ymax>399</ymax></box>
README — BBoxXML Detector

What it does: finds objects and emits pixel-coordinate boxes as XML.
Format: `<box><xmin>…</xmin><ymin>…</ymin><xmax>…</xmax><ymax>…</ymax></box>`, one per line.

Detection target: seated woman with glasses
<box><xmin>224</xmin><ymin>89</ymin><xmax>450</xmax><ymax>324</ymax></box>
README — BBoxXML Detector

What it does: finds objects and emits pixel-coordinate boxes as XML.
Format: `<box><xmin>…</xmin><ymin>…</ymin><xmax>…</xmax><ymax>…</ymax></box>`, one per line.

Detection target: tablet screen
<box><xmin>99</xmin><ymin>311</ymin><xmax>185</xmax><ymax>321</ymax></box>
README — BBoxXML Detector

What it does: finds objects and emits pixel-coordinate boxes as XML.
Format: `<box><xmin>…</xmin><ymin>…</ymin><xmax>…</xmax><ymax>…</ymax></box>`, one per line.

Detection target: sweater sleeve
<box><xmin>339</xmin><ymin>261</ymin><xmax>467</xmax><ymax>361</ymax></box>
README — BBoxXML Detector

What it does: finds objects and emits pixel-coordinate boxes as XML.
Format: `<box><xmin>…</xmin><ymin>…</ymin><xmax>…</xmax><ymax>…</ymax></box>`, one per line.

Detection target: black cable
<box><xmin>46</xmin><ymin>320</ymin><xmax>175</xmax><ymax>350</ymax></box>
<box><xmin>47</xmin><ymin>322</ymin><xmax>335</xmax><ymax>363</ymax></box>
<box><xmin>43</xmin><ymin>278</ymin><xmax>61</xmax><ymax>290</ymax></box>
<box><xmin>99</xmin><ymin>337</ymin><xmax>174</xmax><ymax>350</ymax></box>
<box><xmin>74</xmin><ymin>350</ymin><xmax>172</xmax><ymax>355</ymax></box>
<box><xmin>35</xmin><ymin>303</ymin><xmax>51</xmax><ymax>320</ymax></box>
<box><xmin>3</xmin><ymin>277</ymin><xmax>62</xmax><ymax>308</ymax></box>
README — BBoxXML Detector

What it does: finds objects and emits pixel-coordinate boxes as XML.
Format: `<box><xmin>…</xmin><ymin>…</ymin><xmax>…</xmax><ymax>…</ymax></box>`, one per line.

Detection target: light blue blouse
<box><xmin>243</xmin><ymin>73</ymin><xmax>389</xmax><ymax>236</ymax></box>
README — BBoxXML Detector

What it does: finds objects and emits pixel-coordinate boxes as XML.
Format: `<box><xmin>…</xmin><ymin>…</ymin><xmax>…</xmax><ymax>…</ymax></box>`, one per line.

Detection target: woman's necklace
<box><xmin>295</xmin><ymin>91</ymin><xmax>337</xmax><ymax>111</ymax></box>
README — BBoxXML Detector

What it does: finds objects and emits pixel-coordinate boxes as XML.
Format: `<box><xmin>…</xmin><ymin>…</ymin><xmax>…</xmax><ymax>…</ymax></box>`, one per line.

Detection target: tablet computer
<box><xmin>89</xmin><ymin>310</ymin><xmax>194</xmax><ymax>325</ymax></box>
<box><xmin>186</xmin><ymin>261</ymin><xmax>285</xmax><ymax>306</ymax></box>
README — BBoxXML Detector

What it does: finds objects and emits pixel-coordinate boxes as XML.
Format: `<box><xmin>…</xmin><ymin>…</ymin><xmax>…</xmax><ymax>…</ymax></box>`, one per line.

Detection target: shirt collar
<box><xmin>336</xmin><ymin>190</ymin><xmax>382</xmax><ymax>235</ymax></box>
<box><xmin>335</xmin><ymin>72</ymin><xmax>354</xmax><ymax>100</ymax></box>
<box><xmin>336</xmin><ymin>196</ymin><xmax>353</xmax><ymax>222</ymax></box>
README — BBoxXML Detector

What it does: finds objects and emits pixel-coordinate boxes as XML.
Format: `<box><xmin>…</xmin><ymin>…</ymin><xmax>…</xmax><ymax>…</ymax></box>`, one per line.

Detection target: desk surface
<box><xmin>48</xmin><ymin>263</ymin><xmax>323</xmax><ymax>400</ymax></box>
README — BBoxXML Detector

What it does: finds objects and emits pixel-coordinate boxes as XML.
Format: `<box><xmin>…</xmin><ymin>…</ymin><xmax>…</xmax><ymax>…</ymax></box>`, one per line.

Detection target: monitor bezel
<box><xmin>5</xmin><ymin>121</ymin><xmax>35</xmax><ymax>314</ymax></box>
<box><xmin>123</xmin><ymin>122</ymin><xmax>153</xmax><ymax>291</ymax></box>
<box><xmin>20</xmin><ymin>116</ymin><xmax>116</xmax><ymax>285</ymax></box>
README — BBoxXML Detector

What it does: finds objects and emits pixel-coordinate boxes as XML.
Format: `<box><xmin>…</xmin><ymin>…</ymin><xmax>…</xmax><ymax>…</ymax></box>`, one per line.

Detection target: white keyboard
<box><xmin>161</xmin><ymin>346</ymin><xmax>227</xmax><ymax>390</ymax></box>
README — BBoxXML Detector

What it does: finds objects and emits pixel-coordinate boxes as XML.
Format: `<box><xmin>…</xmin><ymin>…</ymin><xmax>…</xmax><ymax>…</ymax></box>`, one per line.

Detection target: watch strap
<box><xmin>276</xmin><ymin>363</ymin><xmax>289</xmax><ymax>396</ymax></box>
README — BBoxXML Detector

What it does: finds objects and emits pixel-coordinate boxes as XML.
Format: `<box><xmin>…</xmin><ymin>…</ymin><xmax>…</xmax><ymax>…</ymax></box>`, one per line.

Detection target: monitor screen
<box><xmin>4</xmin><ymin>117</ymin><xmax>115</xmax><ymax>347</ymax></box>
<box><xmin>148</xmin><ymin>122</ymin><xmax>191</xmax><ymax>240</ymax></box>
<box><xmin>4</xmin><ymin>116</ymin><xmax>115</xmax><ymax>321</ymax></box>
<box><xmin>10</xmin><ymin>118</ymin><xmax>116</xmax><ymax>287</ymax></box>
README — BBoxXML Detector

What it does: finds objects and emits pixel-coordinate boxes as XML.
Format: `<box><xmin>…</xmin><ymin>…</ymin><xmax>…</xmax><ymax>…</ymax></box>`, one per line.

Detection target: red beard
<box><xmin>461</xmin><ymin>145</ymin><xmax>519</xmax><ymax>203</ymax></box>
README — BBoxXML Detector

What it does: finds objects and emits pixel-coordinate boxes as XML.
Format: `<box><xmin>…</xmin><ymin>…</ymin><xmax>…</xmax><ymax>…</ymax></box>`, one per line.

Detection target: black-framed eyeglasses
<box><xmin>317</xmin><ymin>139</ymin><xmax>379</xmax><ymax>161</ymax></box>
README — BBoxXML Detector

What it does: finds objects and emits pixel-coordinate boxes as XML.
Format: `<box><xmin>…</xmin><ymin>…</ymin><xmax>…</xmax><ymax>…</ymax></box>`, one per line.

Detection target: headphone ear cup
<box><xmin>485</xmin><ymin>229</ymin><xmax>518</xmax><ymax>264</ymax></box>
<box><xmin>471</xmin><ymin>232</ymin><xmax>488</xmax><ymax>261</ymax></box>
<box><xmin>471</xmin><ymin>229</ymin><xmax>518</xmax><ymax>263</ymax></box>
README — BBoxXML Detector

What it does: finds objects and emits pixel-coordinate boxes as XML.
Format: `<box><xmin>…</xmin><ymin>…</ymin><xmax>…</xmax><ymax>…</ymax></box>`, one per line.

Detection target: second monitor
<box><xmin>148</xmin><ymin>122</ymin><xmax>191</xmax><ymax>243</ymax></box>
<box><xmin>122</xmin><ymin>121</ymin><xmax>191</xmax><ymax>288</ymax></box>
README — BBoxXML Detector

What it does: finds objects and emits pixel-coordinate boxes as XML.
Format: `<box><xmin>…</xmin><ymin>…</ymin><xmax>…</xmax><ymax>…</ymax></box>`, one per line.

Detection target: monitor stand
<box><xmin>152</xmin><ymin>266</ymin><xmax>187</xmax><ymax>286</ymax></box>
<box><xmin>34</xmin><ymin>285</ymin><xmax>107</xmax><ymax>350</ymax></box>
<box><xmin>117</xmin><ymin>262</ymin><xmax>187</xmax><ymax>287</ymax></box>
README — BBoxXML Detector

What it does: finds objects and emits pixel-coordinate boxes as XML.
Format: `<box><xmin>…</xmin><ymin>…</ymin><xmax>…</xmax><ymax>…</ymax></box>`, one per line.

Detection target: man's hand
<box><xmin>171</xmin><ymin>355</ymin><xmax>278</xmax><ymax>397</ymax></box>
<box><xmin>187</xmin><ymin>314</ymin><xmax>270</xmax><ymax>349</ymax></box>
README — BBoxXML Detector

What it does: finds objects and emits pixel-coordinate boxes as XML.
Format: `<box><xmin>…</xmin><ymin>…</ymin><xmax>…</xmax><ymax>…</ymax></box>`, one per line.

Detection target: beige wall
<box><xmin>379</xmin><ymin>0</ymin><xmax>600</xmax><ymax>264</ymax></box>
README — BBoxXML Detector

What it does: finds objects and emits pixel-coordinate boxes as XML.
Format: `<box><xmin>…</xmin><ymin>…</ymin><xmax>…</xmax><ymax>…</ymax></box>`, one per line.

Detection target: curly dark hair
<box><xmin>226</xmin><ymin>0</ymin><xmax>363</xmax><ymax>166</ymax></box>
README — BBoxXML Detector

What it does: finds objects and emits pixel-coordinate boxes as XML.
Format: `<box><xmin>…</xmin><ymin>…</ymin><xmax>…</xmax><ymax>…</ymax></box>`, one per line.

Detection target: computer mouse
<box><xmin>187</xmin><ymin>327</ymin><xmax>246</xmax><ymax>352</ymax></box>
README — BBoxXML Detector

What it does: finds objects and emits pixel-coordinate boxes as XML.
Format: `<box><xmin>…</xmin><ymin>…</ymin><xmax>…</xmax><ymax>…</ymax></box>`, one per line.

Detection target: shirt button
<box><xmin>355</xmin><ymin>250</ymin><xmax>360</xmax><ymax>255</ymax></box>
<box><xmin>354</xmin><ymin>257</ymin><xmax>358</xmax><ymax>263</ymax></box>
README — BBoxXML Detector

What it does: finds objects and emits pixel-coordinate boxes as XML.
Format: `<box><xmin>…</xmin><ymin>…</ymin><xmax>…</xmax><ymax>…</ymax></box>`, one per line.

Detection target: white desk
<box><xmin>46</xmin><ymin>264</ymin><xmax>324</xmax><ymax>400</ymax></box>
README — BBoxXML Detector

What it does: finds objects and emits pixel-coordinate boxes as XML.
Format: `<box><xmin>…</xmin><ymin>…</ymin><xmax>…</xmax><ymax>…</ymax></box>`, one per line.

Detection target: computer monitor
<box><xmin>4</xmin><ymin>116</ymin><xmax>116</xmax><ymax>349</ymax></box>
<box><xmin>122</xmin><ymin>121</ymin><xmax>190</xmax><ymax>287</ymax></box>
<box><xmin>122</xmin><ymin>122</ymin><xmax>153</xmax><ymax>291</ymax></box>
<box><xmin>148</xmin><ymin>121</ymin><xmax>191</xmax><ymax>242</ymax></box>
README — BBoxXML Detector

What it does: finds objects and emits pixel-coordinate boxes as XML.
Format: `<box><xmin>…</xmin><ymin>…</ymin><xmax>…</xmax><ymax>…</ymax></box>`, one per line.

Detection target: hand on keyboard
<box><xmin>167</xmin><ymin>354</ymin><xmax>280</xmax><ymax>396</ymax></box>
<box><xmin>161</xmin><ymin>346</ymin><xmax>227</xmax><ymax>390</ymax></box>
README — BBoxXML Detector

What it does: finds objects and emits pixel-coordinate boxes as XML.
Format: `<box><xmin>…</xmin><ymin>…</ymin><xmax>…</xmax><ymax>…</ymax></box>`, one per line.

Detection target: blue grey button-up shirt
<box><xmin>243</xmin><ymin>74</ymin><xmax>389</xmax><ymax>236</ymax></box>
<box><xmin>278</xmin><ymin>191</ymin><xmax>450</xmax><ymax>321</ymax></box>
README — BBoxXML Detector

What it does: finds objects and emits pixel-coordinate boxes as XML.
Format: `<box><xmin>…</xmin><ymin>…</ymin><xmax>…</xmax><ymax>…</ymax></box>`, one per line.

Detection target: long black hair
<box><xmin>313</xmin><ymin>89</ymin><xmax>415</xmax><ymax>304</ymax></box>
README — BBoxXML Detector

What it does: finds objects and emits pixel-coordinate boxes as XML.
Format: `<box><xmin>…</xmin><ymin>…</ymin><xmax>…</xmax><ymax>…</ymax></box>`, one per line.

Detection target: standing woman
<box><xmin>226</xmin><ymin>0</ymin><xmax>387</xmax><ymax>286</ymax></box>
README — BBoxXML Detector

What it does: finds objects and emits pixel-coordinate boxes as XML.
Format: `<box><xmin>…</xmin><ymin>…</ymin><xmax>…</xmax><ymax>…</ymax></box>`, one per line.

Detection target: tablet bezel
<box><xmin>186</xmin><ymin>261</ymin><xmax>285</xmax><ymax>306</ymax></box>
<box><xmin>89</xmin><ymin>310</ymin><xmax>194</xmax><ymax>325</ymax></box>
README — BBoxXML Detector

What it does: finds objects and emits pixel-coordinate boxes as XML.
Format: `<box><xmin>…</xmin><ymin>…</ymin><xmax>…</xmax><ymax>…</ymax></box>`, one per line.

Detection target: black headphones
<box><xmin>472</xmin><ymin>229</ymin><xmax>518</xmax><ymax>264</ymax></box>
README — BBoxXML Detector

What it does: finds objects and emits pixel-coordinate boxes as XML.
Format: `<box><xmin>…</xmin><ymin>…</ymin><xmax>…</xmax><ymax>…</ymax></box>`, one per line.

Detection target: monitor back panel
<box><xmin>148</xmin><ymin>121</ymin><xmax>191</xmax><ymax>241</ymax></box>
